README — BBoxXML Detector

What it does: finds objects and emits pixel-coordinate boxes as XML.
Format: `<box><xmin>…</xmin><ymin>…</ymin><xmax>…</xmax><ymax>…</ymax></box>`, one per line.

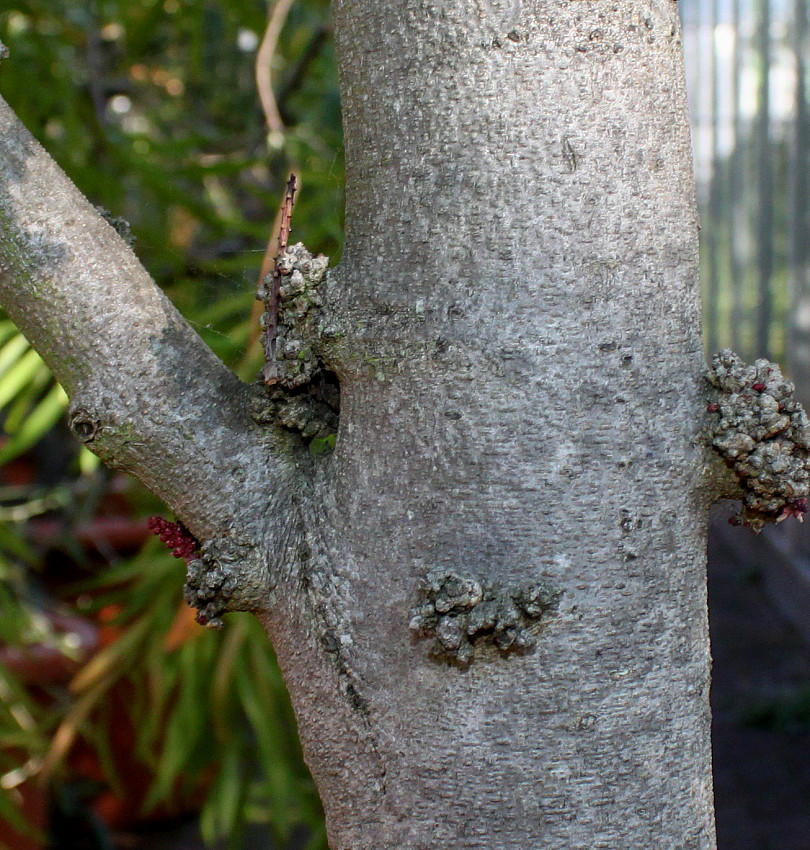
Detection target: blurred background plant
<box><xmin>0</xmin><ymin>0</ymin><xmax>342</xmax><ymax>846</ymax></box>
<box><xmin>682</xmin><ymin>0</ymin><xmax>809</xmax><ymax>389</ymax></box>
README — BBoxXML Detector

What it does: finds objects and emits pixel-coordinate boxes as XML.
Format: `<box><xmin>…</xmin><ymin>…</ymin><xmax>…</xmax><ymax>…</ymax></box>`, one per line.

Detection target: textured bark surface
<box><xmin>0</xmin><ymin>1</ymin><xmax>720</xmax><ymax>847</ymax></box>
<box><xmin>292</xmin><ymin>1</ymin><xmax>717</xmax><ymax>846</ymax></box>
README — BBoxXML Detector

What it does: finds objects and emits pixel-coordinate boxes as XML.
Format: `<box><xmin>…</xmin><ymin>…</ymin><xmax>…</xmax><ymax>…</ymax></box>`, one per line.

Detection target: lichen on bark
<box><xmin>706</xmin><ymin>349</ymin><xmax>810</xmax><ymax>532</ymax></box>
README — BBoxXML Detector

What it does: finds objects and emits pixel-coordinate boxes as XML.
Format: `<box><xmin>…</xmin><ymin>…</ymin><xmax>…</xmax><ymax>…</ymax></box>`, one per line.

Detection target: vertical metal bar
<box><xmin>754</xmin><ymin>0</ymin><xmax>774</xmax><ymax>359</ymax></box>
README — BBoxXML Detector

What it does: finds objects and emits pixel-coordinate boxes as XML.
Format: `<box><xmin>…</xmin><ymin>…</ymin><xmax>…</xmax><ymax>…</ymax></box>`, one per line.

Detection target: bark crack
<box><xmin>291</xmin><ymin>494</ymin><xmax>388</xmax><ymax>798</ymax></box>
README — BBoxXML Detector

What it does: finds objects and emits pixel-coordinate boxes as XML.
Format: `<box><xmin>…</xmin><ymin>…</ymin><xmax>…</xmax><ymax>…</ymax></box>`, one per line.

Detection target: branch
<box><xmin>0</xmin><ymin>95</ymin><xmax>293</xmax><ymax>544</ymax></box>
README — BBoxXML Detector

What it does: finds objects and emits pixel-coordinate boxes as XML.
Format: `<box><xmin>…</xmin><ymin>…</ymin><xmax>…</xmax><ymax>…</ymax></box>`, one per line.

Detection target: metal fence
<box><xmin>680</xmin><ymin>0</ymin><xmax>809</xmax><ymax>401</ymax></box>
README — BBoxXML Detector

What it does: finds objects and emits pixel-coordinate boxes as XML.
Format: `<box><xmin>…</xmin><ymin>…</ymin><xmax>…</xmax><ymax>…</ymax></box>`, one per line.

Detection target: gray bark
<box><xmin>0</xmin><ymin>2</ymin><xmax>721</xmax><ymax>848</ymax></box>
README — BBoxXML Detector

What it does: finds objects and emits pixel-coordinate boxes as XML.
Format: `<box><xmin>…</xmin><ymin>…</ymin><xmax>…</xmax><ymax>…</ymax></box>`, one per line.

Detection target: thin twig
<box><xmin>251</xmin><ymin>0</ymin><xmax>297</xmax><ymax>369</ymax></box>
<box><xmin>256</xmin><ymin>0</ymin><xmax>295</xmax><ymax>147</ymax></box>
<box><xmin>261</xmin><ymin>174</ymin><xmax>297</xmax><ymax>383</ymax></box>
<box><xmin>275</xmin><ymin>173</ymin><xmax>297</xmax><ymax>257</ymax></box>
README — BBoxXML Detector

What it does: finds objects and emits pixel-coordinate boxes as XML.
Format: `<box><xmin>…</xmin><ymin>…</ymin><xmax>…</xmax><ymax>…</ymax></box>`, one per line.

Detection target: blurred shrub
<box><xmin>0</xmin><ymin>0</ymin><xmax>343</xmax><ymax>845</ymax></box>
<box><xmin>1</xmin><ymin>0</ymin><xmax>343</xmax><ymax>374</ymax></box>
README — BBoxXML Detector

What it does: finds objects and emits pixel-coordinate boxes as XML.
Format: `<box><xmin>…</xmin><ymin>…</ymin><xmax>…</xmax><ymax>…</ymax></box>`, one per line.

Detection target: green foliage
<box><xmin>0</xmin><ymin>319</ymin><xmax>69</xmax><ymax>465</ymax></box>
<box><xmin>0</xmin><ymin>488</ymin><xmax>326</xmax><ymax>847</ymax></box>
<box><xmin>0</xmin><ymin>666</ymin><xmax>49</xmax><ymax>842</ymax></box>
<box><xmin>0</xmin><ymin>545</ymin><xmax>60</xmax><ymax>846</ymax></box>
<box><xmin>0</xmin><ymin>0</ymin><xmax>342</xmax><ymax>844</ymax></box>
<box><xmin>64</xmin><ymin>539</ymin><xmax>325</xmax><ymax>847</ymax></box>
<box><xmin>1</xmin><ymin>0</ymin><xmax>343</xmax><ymax>375</ymax></box>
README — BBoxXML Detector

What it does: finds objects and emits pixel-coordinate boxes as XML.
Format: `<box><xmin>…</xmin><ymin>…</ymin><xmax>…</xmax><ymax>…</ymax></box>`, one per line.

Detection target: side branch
<box><xmin>260</xmin><ymin>173</ymin><xmax>297</xmax><ymax>384</ymax></box>
<box><xmin>0</xmin><ymin>95</ymin><xmax>292</xmax><ymax>540</ymax></box>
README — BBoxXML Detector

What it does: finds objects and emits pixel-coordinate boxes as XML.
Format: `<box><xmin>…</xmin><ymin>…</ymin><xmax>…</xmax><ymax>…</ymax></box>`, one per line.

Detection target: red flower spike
<box><xmin>751</xmin><ymin>382</ymin><xmax>766</xmax><ymax>392</ymax></box>
<box><xmin>147</xmin><ymin>516</ymin><xmax>199</xmax><ymax>562</ymax></box>
<box><xmin>706</xmin><ymin>402</ymin><xmax>720</xmax><ymax>413</ymax></box>
<box><xmin>194</xmin><ymin>611</ymin><xmax>223</xmax><ymax>630</ymax></box>
<box><xmin>780</xmin><ymin>498</ymin><xmax>809</xmax><ymax>523</ymax></box>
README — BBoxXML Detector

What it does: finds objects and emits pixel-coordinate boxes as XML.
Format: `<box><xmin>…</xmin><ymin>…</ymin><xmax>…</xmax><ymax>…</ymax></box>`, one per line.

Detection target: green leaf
<box><xmin>0</xmin><ymin>320</ymin><xmax>19</xmax><ymax>341</ymax></box>
<box><xmin>0</xmin><ymin>383</ymin><xmax>68</xmax><ymax>464</ymax></box>
<box><xmin>0</xmin><ymin>348</ymin><xmax>48</xmax><ymax>410</ymax></box>
<box><xmin>200</xmin><ymin>746</ymin><xmax>248</xmax><ymax>844</ymax></box>
<box><xmin>2</xmin><ymin>366</ymin><xmax>52</xmax><ymax>434</ymax></box>
<box><xmin>0</xmin><ymin>522</ymin><xmax>37</xmax><ymax>565</ymax></box>
<box><xmin>0</xmin><ymin>334</ymin><xmax>31</xmax><ymax>377</ymax></box>
<box><xmin>0</xmin><ymin>788</ymin><xmax>43</xmax><ymax>842</ymax></box>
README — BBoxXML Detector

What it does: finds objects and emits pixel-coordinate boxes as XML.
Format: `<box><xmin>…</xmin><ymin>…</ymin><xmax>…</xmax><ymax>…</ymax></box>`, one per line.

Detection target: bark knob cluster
<box><xmin>247</xmin><ymin>375</ymin><xmax>340</xmax><ymax>455</ymax></box>
<box><xmin>706</xmin><ymin>350</ymin><xmax>810</xmax><ymax>532</ymax></box>
<box><xmin>259</xmin><ymin>242</ymin><xmax>329</xmax><ymax>388</ymax></box>
<box><xmin>409</xmin><ymin>569</ymin><xmax>561</xmax><ymax>665</ymax></box>
<box><xmin>183</xmin><ymin>537</ymin><xmax>253</xmax><ymax>629</ymax></box>
<box><xmin>252</xmin><ymin>241</ymin><xmax>339</xmax><ymax>450</ymax></box>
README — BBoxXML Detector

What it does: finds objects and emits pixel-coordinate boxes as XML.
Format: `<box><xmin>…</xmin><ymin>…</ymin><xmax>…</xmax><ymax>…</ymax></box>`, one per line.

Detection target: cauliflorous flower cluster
<box><xmin>706</xmin><ymin>350</ymin><xmax>810</xmax><ymax>532</ymax></box>
<box><xmin>409</xmin><ymin>569</ymin><xmax>561</xmax><ymax>665</ymax></box>
<box><xmin>147</xmin><ymin>516</ymin><xmax>199</xmax><ymax>561</ymax></box>
<box><xmin>259</xmin><ymin>242</ymin><xmax>329</xmax><ymax>389</ymax></box>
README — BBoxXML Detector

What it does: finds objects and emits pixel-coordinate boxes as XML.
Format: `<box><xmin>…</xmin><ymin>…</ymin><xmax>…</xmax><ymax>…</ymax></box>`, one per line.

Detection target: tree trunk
<box><xmin>0</xmin><ymin>1</ymin><xmax>719</xmax><ymax>847</ymax></box>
